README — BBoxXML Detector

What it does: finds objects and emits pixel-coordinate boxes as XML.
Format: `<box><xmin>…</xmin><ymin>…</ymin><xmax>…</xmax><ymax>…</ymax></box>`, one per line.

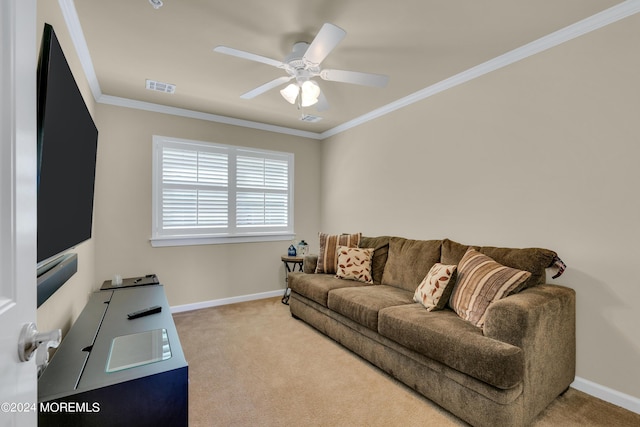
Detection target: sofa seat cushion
<box><xmin>288</xmin><ymin>272</ymin><xmax>370</xmax><ymax>307</ymax></box>
<box><xmin>378</xmin><ymin>304</ymin><xmax>524</xmax><ymax>389</ymax></box>
<box><xmin>327</xmin><ymin>285</ymin><xmax>414</xmax><ymax>331</ymax></box>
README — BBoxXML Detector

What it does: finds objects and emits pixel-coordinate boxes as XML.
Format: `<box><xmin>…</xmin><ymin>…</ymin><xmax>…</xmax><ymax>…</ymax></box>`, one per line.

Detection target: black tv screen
<box><xmin>37</xmin><ymin>23</ymin><xmax>98</xmax><ymax>265</ymax></box>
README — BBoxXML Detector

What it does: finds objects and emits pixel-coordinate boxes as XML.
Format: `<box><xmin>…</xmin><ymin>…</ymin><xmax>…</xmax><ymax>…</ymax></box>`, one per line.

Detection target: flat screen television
<box><xmin>36</xmin><ymin>23</ymin><xmax>98</xmax><ymax>304</ymax></box>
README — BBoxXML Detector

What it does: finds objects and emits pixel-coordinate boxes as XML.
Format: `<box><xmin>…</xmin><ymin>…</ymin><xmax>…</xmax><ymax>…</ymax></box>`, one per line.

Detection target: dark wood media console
<box><xmin>38</xmin><ymin>284</ymin><xmax>188</xmax><ymax>426</ymax></box>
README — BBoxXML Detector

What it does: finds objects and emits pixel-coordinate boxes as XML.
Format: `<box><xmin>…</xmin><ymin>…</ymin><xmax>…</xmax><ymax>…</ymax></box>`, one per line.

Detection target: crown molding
<box><xmin>57</xmin><ymin>0</ymin><xmax>322</xmax><ymax>140</ymax></box>
<box><xmin>60</xmin><ymin>0</ymin><xmax>640</xmax><ymax>141</ymax></box>
<box><xmin>98</xmin><ymin>94</ymin><xmax>323</xmax><ymax>140</ymax></box>
<box><xmin>320</xmin><ymin>0</ymin><xmax>640</xmax><ymax>139</ymax></box>
<box><xmin>57</xmin><ymin>0</ymin><xmax>101</xmax><ymax>101</ymax></box>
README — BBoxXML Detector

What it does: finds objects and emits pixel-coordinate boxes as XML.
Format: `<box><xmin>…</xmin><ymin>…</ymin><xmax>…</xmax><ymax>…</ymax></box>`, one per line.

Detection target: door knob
<box><xmin>18</xmin><ymin>322</ymin><xmax>61</xmax><ymax>363</ymax></box>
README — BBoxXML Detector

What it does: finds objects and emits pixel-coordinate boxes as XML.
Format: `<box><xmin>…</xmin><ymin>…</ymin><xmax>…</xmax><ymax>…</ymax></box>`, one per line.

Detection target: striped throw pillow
<box><xmin>315</xmin><ymin>232</ymin><xmax>361</xmax><ymax>274</ymax></box>
<box><xmin>449</xmin><ymin>248</ymin><xmax>531</xmax><ymax>327</ymax></box>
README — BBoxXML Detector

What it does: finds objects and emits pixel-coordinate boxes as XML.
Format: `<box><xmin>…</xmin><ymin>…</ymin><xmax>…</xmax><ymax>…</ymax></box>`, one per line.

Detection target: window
<box><xmin>151</xmin><ymin>136</ymin><xmax>294</xmax><ymax>247</ymax></box>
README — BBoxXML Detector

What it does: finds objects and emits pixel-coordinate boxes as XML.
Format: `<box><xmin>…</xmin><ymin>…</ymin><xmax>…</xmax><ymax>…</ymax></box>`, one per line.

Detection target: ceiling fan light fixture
<box><xmin>280</xmin><ymin>83</ymin><xmax>299</xmax><ymax>104</ymax></box>
<box><xmin>149</xmin><ymin>0</ymin><xmax>163</xmax><ymax>9</ymax></box>
<box><xmin>300</xmin><ymin>96</ymin><xmax>318</xmax><ymax>107</ymax></box>
<box><xmin>300</xmin><ymin>80</ymin><xmax>320</xmax><ymax>107</ymax></box>
<box><xmin>214</xmin><ymin>22</ymin><xmax>390</xmax><ymax>118</ymax></box>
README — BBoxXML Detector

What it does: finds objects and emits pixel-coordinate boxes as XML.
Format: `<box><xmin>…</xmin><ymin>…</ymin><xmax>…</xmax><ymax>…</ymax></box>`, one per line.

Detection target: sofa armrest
<box><xmin>303</xmin><ymin>254</ymin><xmax>318</xmax><ymax>274</ymax></box>
<box><xmin>483</xmin><ymin>284</ymin><xmax>575</xmax><ymax>421</ymax></box>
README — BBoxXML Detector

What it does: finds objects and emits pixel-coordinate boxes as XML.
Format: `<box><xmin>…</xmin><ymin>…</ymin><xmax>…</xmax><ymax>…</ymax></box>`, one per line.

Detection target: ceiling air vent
<box><xmin>146</xmin><ymin>79</ymin><xmax>175</xmax><ymax>94</ymax></box>
<box><xmin>300</xmin><ymin>114</ymin><xmax>322</xmax><ymax>123</ymax></box>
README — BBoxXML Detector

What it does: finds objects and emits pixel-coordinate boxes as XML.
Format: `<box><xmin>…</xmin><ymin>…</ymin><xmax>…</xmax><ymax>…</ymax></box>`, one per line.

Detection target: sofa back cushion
<box><xmin>381</xmin><ymin>237</ymin><xmax>442</xmax><ymax>292</ymax></box>
<box><xmin>441</xmin><ymin>238</ymin><xmax>556</xmax><ymax>290</ymax></box>
<box><xmin>359</xmin><ymin>236</ymin><xmax>392</xmax><ymax>284</ymax></box>
<box><xmin>480</xmin><ymin>245</ymin><xmax>556</xmax><ymax>289</ymax></box>
<box><xmin>441</xmin><ymin>238</ymin><xmax>479</xmax><ymax>265</ymax></box>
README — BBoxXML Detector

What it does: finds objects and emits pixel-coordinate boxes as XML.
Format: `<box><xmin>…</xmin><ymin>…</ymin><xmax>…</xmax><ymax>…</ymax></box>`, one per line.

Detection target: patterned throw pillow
<box><xmin>449</xmin><ymin>248</ymin><xmax>531</xmax><ymax>327</ymax></box>
<box><xmin>413</xmin><ymin>263</ymin><xmax>457</xmax><ymax>311</ymax></box>
<box><xmin>315</xmin><ymin>232</ymin><xmax>361</xmax><ymax>274</ymax></box>
<box><xmin>335</xmin><ymin>246</ymin><xmax>374</xmax><ymax>284</ymax></box>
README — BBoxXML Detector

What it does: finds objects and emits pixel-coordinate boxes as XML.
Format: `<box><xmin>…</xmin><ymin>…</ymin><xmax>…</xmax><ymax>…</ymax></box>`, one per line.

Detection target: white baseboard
<box><xmin>572</xmin><ymin>376</ymin><xmax>640</xmax><ymax>415</ymax></box>
<box><xmin>170</xmin><ymin>289</ymin><xmax>284</xmax><ymax>314</ymax></box>
<box><xmin>171</xmin><ymin>293</ymin><xmax>640</xmax><ymax>416</ymax></box>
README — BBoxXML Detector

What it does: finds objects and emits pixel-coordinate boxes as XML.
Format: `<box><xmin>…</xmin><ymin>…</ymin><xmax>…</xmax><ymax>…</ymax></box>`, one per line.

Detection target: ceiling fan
<box><xmin>214</xmin><ymin>23</ymin><xmax>389</xmax><ymax>112</ymax></box>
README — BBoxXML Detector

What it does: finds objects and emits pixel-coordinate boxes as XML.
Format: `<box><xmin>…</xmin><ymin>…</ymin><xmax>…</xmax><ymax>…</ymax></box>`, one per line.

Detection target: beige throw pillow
<box><xmin>315</xmin><ymin>232</ymin><xmax>361</xmax><ymax>274</ymax></box>
<box><xmin>335</xmin><ymin>246</ymin><xmax>374</xmax><ymax>284</ymax></box>
<box><xmin>413</xmin><ymin>263</ymin><xmax>457</xmax><ymax>311</ymax></box>
<box><xmin>449</xmin><ymin>248</ymin><xmax>531</xmax><ymax>327</ymax></box>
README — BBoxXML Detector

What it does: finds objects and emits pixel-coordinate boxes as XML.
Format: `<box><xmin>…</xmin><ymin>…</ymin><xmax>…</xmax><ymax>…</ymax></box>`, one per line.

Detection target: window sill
<box><xmin>150</xmin><ymin>233</ymin><xmax>295</xmax><ymax>248</ymax></box>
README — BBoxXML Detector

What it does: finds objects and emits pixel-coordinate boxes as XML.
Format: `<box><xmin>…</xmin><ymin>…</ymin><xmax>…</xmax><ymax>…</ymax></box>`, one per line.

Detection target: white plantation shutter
<box><xmin>152</xmin><ymin>136</ymin><xmax>294</xmax><ymax>246</ymax></box>
<box><xmin>161</xmin><ymin>189</ymin><xmax>228</xmax><ymax>229</ymax></box>
<box><xmin>161</xmin><ymin>148</ymin><xmax>229</xmax><ymax>229</ymax></box>
<box><xmin>236</xmin><ymin>153</ymin><xmax>289</xmax><ymax>227</ymax></box>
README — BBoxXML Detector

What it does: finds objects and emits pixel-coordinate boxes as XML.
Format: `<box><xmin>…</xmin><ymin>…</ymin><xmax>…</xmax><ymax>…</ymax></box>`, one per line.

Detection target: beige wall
<box><xmin>36</xmin><ymin>1</ymin><xmax>98</xmax><ymax>335</ymax></box>
<box><xmin>92</xmin><ymin>104</ymin><xmax>321</xmax><ymax>307</ymax></box>
<box><xmin>320</xmin><ymin>15</ymin><xmax>640</xmax><ymax>398</ymax></box>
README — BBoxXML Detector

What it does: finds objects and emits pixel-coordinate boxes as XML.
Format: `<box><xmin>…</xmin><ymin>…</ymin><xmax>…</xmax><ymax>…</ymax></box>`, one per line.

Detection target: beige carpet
<box><xmin>173</xmin><ymin>297</ymin><xmax>640</xmax><ymax>426</ymax></box>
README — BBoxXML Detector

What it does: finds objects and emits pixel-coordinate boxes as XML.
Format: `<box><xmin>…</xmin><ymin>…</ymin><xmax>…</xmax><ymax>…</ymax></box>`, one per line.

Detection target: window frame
<box><xmin>151</xmin><ymin>135</ymin><xmax>294</xmax><ymax>247</ymax></box>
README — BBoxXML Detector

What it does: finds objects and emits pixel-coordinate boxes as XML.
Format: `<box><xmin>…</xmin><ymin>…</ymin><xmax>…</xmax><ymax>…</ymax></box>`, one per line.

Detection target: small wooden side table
<box><xmin>281</xmin><ymin>255</ymin><xmax>304</xmax><ymax>305</ymax></box>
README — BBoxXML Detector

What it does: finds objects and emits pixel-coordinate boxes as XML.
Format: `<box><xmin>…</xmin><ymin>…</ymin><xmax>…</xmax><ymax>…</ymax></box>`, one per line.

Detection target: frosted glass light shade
<box><xmin>280</xmin><ymin>84</ymin><xmax>299</xmax><ymax>104</ymax></box>
<box><xmin>300</xmin><ymin>80</ymin><xmax>320</xmax><ymax>107</ymax></box>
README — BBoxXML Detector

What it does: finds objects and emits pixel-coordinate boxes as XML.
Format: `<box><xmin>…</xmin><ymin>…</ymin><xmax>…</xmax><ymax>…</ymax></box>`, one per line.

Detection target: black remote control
<box><xmin>127</xmin><ymin>305</ymin><xmax>162</xmax><ymax>319</ymax></box>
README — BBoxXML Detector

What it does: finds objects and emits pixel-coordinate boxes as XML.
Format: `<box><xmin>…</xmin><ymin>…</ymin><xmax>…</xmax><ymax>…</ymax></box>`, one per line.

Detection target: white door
<box><xmin>0</xmin><ymin>1</ymin><xmax>38</xmax><ymax>426</ymax></box>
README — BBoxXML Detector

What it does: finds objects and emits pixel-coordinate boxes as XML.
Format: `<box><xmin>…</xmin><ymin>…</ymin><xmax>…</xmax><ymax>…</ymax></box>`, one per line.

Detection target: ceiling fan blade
<box><xmin>320</xmin><ymin>69</ymin><xmax>389</xmax><ymax>88</ymax></box>
<box><xmin>240</xmin><ymin>76</ymin><xmax>293</xmax><ymax>99</ymax></box>
<box><xmin>316</xmin><ymin>90</ymin><xmax>329</xmax><ymax>112</ymax></box>
<box><xmin>214</xmin><ymin>46</ymin><xmax>285</xmax><ymax>69</ymax></box>
<box><xmin>303</xmin><ymin>23</ymin><xmax>346</xmax><ymax>66</ymax></box>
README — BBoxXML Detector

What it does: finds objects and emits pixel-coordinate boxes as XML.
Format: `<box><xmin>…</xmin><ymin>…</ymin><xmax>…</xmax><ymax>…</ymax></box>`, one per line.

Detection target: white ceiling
<box><xmin>66</xmin><ymin>0</ymin><xmax>635</xmax><ymax>138</ymax></box>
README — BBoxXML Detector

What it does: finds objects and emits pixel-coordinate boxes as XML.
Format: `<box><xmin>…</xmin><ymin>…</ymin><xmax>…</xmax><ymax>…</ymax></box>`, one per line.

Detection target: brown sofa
<box><xmin>288</xmin><ymin>236</ymin><xmax>575</xmax><ymax>427</ymax></box>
